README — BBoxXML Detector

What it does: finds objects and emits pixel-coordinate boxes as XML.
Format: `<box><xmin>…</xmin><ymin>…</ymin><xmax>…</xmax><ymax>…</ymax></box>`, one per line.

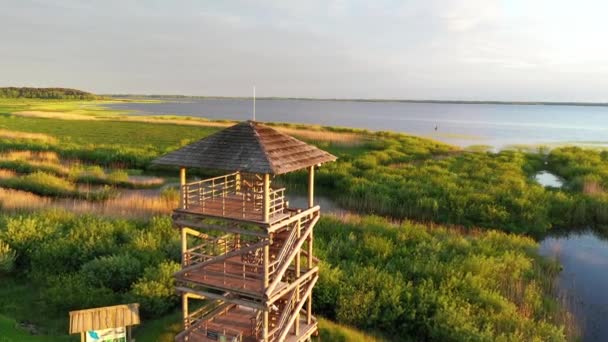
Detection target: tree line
<box><xmin>0</xmin><ymin>87</ymin><xmax>97</xmax><ymax>100</ymax></box>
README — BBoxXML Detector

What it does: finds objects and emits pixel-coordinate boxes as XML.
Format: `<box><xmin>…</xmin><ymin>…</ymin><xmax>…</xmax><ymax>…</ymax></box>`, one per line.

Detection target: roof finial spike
<box><xmin>252</xmin><ymin>85</ymin><xmax>256</xmax><ymax>122</ymax></box>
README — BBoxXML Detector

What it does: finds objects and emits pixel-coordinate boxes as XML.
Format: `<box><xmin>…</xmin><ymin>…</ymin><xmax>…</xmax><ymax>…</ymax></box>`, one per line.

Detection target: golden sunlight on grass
<box><xmin>275</xmin><ymin>126</ymin><xmax>362</xmax><ymax>145</ymax></box>
<box><xmin>12</xmin><ymin>109</ymin><xmax>364</xmax><ymax>145</ymax></box>
<box><xmin>1</xmin><ymin>151</ymin><xmax>60</xmax><ymax>163</ymax></box>
<box><xmin>0</xmin><ymin>169</ymin><xmax>17</xmax><ymax>179</ymax></box>
<box><xmin>0</xmin><ymin>188</ymin><xmax>175</xmax><ymax>218</ymax></box>
<box><xmin>0</xmin><ymin>129</ymin><xmax>57</xmax><ymax>143</ymax></box>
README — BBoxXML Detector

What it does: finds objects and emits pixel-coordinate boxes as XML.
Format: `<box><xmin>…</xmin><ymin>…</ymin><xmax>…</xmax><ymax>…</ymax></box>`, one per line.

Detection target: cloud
<box><xmin>2</xmin><ymin>0</ymin><xmax>608</xmax><ymax>100</ymax></box>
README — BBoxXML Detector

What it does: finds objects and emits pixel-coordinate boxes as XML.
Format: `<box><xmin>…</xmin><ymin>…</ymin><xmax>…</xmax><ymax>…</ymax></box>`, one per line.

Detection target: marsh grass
<box><xmin>0</xmin><ymin>188</ymin><xmax>173</xmax><ymax>218</ymax></box>
<box><xmin>316</xmin><ymin>318</ymin><xmax>384</xmax><ymax>342</ymax></box>
<box><xmin>0</xmin><ymin>171</ymin><xmax>115</xmax><ymax>200</ymax></box>
<box><xmin>315</xmin><ymin>214</ymin><xmax>576</xmax><ymax>341</ymax></box>
<box><xmin>0</xmin><ymin>129</ymin><xmax>56</xmax><ymax>143</ymax></box>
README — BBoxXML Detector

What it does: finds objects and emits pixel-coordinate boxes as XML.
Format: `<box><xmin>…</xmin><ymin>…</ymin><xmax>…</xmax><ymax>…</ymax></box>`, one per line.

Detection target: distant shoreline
<box><xmin>106</xmin><ymin>94</ymin><xmax>608</xmax><ymax>107</ymax></box>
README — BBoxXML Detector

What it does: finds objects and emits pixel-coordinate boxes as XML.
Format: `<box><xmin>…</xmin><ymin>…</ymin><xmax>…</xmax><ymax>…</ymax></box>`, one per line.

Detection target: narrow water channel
<box><xmin>539</xmin><ymin>231</ymin><xmax>608</xmax><ymax>341</ymax></box>
<box><xmin>534</xmin><ymin>170</ymin><xmax>606</xmax><ymax>341</ymax></box>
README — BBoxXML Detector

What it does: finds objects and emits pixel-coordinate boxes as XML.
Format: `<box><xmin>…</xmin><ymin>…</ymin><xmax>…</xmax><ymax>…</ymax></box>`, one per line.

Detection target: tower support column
<box><xmin>179</xmin><ymin>167</ymin><xmax>186</xmax><ymax>209</ymax></box>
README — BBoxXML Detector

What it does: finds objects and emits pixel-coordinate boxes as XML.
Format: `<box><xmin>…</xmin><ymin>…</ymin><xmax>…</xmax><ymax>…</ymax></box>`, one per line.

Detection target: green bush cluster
<box><xmin>311</xmin><ymin>135</ymin><xmax>552</xmax><ymax>233</ymax></box>
<box><xmin>548</xmin><ymin>146</ymin><xmax>608</xmax><ymax>190</ymax></box>
<box><xmin>314</xmin><ymin>215</ymin><xmax>569</xmax><ymax>341</ymax></box>
<box><xmin>0</xmin><ymin>212</ymin><xmax>181</xmax><ymax>321</ymax></box>
<box><xmin>547</xmin><ymin>147</ymin><xmax>608</xmax><ymax>227</ymax></box>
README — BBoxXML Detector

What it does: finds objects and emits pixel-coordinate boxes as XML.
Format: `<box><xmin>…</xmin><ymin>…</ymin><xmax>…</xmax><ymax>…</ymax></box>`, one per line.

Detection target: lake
<box><xmin>107</xmin><ymin>98</ymin><xmax>608</xmax><ymax>148</ymax></box>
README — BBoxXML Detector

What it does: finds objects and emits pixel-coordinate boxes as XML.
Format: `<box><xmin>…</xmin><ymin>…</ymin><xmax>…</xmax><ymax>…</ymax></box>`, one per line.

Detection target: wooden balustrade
<box><xmin>180</xmin><ymin>172</ymin><xmax>288</xmax><ymax>223</ymax></box>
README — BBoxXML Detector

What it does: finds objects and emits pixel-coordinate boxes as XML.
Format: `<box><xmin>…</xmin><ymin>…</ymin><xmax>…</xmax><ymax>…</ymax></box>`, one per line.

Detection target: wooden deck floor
<box><xmin>177</xmin><ymin>306</ymin><xmax>257</xmax><ymax>342</ymax></box>
<box><xmin>181</xmin><ymin>194</ymin><xmax>290</xmax><ymax>224</ymax></box>
<box><xmin>178</xmin><ymin>255</ymin><xmax>287</xmax><ymax>297</ymax></box>
<box><xmin>177</xmin><ymin>305</ymin><xmax>318</xmax><ymax>342</ymax></box>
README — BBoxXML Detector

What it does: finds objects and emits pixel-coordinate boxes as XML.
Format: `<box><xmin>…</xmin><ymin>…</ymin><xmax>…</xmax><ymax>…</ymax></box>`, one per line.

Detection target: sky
<box><xmin>2</xmin><ymin>0</ymin><xmax>608</xmax><ymax>101</ymax></box>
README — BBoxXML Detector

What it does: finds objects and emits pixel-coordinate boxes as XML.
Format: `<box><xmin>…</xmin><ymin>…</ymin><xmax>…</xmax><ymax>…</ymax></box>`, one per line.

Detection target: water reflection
<box><xmin>535</xmin><ymin>170</ymin><xmax>563</xmax><ymax>188</ymax></box>
<box><xmin>285</xmin><ymin>193</ymin><xmax>347</xmax><ymax>216</ymax></box>
<box><xmin>540</xmin><ymin>230</ymin><xmax>608</xmax><ymax>341</ymax></box>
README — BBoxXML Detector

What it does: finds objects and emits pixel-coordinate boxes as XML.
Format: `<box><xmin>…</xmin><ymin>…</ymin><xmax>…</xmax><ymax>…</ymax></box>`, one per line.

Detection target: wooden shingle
<box><xmin>69</xmin><ymin>303</ymin><xmax>140</xmax><ymax>333</ymax></box>
<box><xmin>152</xmin><ymin>121</ymin><xmax>337</xmax><ymax>174</ymax></box>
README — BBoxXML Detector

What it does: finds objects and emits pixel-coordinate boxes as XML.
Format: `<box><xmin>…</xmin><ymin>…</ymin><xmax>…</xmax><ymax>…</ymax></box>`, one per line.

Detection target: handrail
<box><xmin>180</xmin><ymin>172</ymin><xmax>288</xmax><ymax>222</ymax></box>
<box><xmin>186</xmin><ymin>172</ymin><xmax>239</xmax><ymax>186</ymax></box>
<box><xmin>268</xmin><ymin>288</ymin><xmax>298</xmax><ymax>340</ymax></box>
<box><xmin>268</xmin><ymin>222</ymin><xmax>300</xmax><ymax>277</ymax></box>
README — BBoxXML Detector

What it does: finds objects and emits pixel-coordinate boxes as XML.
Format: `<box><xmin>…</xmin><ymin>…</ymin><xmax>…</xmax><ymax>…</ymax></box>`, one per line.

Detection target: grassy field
<box><xmin>0</xmin><ymin>97</ymin><xmax>596</xmax><ymax>340</ymax></box>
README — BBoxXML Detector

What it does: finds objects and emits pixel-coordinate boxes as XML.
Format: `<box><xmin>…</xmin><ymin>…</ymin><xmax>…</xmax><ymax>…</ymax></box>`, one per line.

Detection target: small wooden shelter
<box><xmin>69</xmin><ymin>303</ymin><xmax>140</xmax><ymax>341</ymax></box>
<box><xmin>153</xmin><ymin>120</ymin><xmax>336</xmax><ymax>342</ymax></box>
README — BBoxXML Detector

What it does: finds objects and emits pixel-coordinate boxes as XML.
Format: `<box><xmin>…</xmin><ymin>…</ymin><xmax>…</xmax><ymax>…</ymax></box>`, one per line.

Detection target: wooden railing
<box><xmin>184</xmin><ymin>299</ymin><xmax>227</xmax><ymax>328</ymax></box>
<box><xmin>182</xmin><ymin>172</ymin><xmax>239</xmax><ymax>212</ymax></box>
<box><xmin>181</xmin><ymin>172</ymin><xmax>287</xmax><ymax>222</ymax></box>
<box><xmin>183</xmin><ymin>235</ymin><xmax>232</xmax><ymax>267</ymax></box>
<box><xmin>177</xmin><ymin>303</ymin><xmax>244</xmax><ymax>342</ymax></box>
<box><xmin>268</xmin><ymin>187</ymin><xmax>286</xmax><ymax>219</ymax></box>
<box><xmin>267</xmin><ymin>213</ymin><xmax>316</xmax><ymax>284</ymax></box>
<box><xmin>268</xmin><ymin>288</ymin><xmax>298</xmax><ymax>341</ymax></box>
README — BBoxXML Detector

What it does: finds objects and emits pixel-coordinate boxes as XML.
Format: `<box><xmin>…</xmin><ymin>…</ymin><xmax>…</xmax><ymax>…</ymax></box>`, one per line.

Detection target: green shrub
<box><xmin>0</xmin><ymin>239</ymin><xmax>16</xmax><ymax>273</ymax></box>
<box><xmin>81</xmin><ymin>254</ymin><xmax>143</xmax><ymax>292</ymax></box>
<box><xmin>107</xmin><ymin>170</ymin><xmax>129</xmax><ymax>184</ymax></box>
<box><xmin>129</xmin><ymin>261</ymin><xmax>181</xmax><ymax>318</ymax></box>
<box><xmin>160</xmin><ymin>187</ymin><xmax>179</xmax><ymax>204</ymax></box>
<box><xmin>0</xmin><ymin>171</ymin><xmax>75</xmax><ymax>196</ymax></box>
<box><xmin>314</xmin><ymin>215</ymin><xmax>568</xmax><ymax>341</ymax></box>
<box><xmin>43</xmin><ymin>273</ymin><xmax>117</xmax><ymax>312</ymax></box>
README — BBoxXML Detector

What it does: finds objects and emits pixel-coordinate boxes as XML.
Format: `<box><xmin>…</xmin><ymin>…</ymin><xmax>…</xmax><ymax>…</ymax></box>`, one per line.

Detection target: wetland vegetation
<box><xmin>0</xmin><ymin>96</ymin><xmax>605</xmax><ymax>340</ymax></box>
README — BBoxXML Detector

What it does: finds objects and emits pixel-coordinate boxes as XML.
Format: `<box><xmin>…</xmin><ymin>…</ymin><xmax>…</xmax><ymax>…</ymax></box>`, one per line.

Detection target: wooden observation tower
<box><xmin>153</xmin><ymin>121</ymin><xmax>336</xmax><ymax>342</ymax></box>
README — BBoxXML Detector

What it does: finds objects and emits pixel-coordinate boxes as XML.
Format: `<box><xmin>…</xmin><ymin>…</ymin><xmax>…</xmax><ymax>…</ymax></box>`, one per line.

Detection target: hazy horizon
<box><xmin>3</xmin><ymin>1</ymin><xmax>608</xmax><ymax>102</ymax></box>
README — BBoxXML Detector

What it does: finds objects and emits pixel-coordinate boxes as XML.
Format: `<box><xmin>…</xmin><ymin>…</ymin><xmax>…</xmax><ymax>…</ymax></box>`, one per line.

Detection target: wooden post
<box><xmin>263</xmin><ymin>173</ymin><xmax>270</xmax><ymax>222</ymax></box>
<box><xmin>307</xmin><ymin>232</ymin><xmax>313</xmax><ymax>324</ymax></box>
<box><xmin>295</xmin><ymin>220</ymin><xmax>301</xmax><ymax>335</ymax></box>
<box><xmin>263</xmin><ymin>245</ymin><xmax>269</xmax><ymax>287</ymax></box>
<box><xmin>308</xmin><ymin>166</ymin><xmax>314</xmax><ymax>208</ymax></box>
<box><xmin>263</xmin><ymin>310</ymin><xmax>269</xmax><ymax>342</ymax></box>
<box><xmin>179</xmin><ymin>167</ymin><xmax>186</xmax><ymax>209</ymax></box>
<box><xmin>182</xmin><ymin>294</ymin><xmax>189</xmax><ymax>329</ymax></box>
<box><xmin>235</xmin><ymin>171</ymin><xmax>241</xmax><ymax>192</ymax></box>
<box><xmin>181</xmin><ymin>228</ymin><xmax>187</xmax><ymax>267</ymax></box>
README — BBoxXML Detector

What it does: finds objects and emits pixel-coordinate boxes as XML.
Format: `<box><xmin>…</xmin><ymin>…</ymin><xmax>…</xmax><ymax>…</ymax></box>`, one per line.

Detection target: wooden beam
<box><xmin>181</xmin><ymin>227</ymin><xmax>209</xmax><ymax>238</ymax></box>
<box><xmin>180</xmin><ymin>167</ymin><xmax>186</xmax><ymax>209</ymax></box>
<box><xmin>278</xmin><ymin>275</ymin><xmax>319</xmax><ymax>342</ymax></box>
<box><xmin>174</xmin><ymin>219</ymin><xmax>268</xmax><ymax>238</ymax></box>
<box><xmin>181</xmin><ymin>227</ymin><xmax>187</xmax><ymax>267</ymax></box>
<box><xmin>182</xmin><ymin>293</ymin><xmax>189</xmax><ymax>329</ymax></box>
<box><xmin>175</xmin><ymin>286</ymin><xmax>266</xmax><ymax>309</ymax></box>
<box><xmin>268</xmin><ymin>266</ymin><xmax>318</xmax><ymax>304</ymax></box>
<box><xmin>263</xmin><ymin>244</ymin><xmax>270</xmax><ymax>288</ymax></box>
<box><xmin>308</xmin><ymin>166</ymin><xmax>314</xmax><ymax>208</ymax></box>
<box><xmin>266</xmin><ymin>216</ymin><xmax>319</xmax><ymax>296</ymax></box>
<box><xmin>174</xmin><ymin>239</ymin><xmax>269</xmax><ymax>275</ymax></box>
<box><xmin>295</xmin><ymin>219</ymin><xmax>301</xmax><ymax>335</ymax></box>
<box><xmin>267</xmin><ymin>206</ymin><xmax>319</xmax><ymax>233</ymax></box>
<box><xmin>263</xmin><ymin>173</ymin><xmax>270</xmax><ymax>222</ymax></box>
<box><xmin>263</xmin><ymin>310</ymin><xmax>269</xmax><ymax>342</ymax></box>
<box><xmin>307</xmin><ymin>231</ymin><xmax>313</xmax><ymax>324</ymax></box>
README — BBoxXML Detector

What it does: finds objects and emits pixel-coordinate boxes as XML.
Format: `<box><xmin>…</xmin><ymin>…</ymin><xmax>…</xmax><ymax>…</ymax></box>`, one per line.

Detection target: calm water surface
<box><xmin>107</xmin><ymin>99</ymin><xmax>608</xmax><ymax>148</ymax></box>
<box><xmin>539</xmin><ymin>231</ymin><xmax>608</xmax><ymax>341</ymax></box>
<box><xmin>535</xmin><ymin>171</ymin><xmax>564</xmax><ymax>188</ymax></box>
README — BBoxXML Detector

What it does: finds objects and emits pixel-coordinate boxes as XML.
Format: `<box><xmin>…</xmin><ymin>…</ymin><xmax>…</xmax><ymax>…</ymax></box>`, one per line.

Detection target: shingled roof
<box><xmin>152</xmin><ymin>121</ymin><xmax>337</xmax><ymax>175</ymax></box>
